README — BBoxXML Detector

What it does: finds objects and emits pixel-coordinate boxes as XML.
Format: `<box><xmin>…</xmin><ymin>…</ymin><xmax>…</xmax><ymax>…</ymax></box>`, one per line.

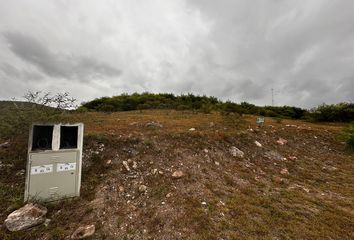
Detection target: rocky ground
<box><xmin>0</xmin><ymin>110</ymin><xmax>353</xmax><ymax>239</ymax></box>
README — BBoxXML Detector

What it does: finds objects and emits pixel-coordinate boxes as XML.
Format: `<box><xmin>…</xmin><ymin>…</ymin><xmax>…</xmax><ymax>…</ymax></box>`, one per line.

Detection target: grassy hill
<box><xmin>0</xmin><ymin>100</ymin><xmax>36</xmax><ymax>109</ymax></box>
<box><xmin>0</xmin><ymin>110</ymin><xmax>353</xmax><ymax>239</ymax></box>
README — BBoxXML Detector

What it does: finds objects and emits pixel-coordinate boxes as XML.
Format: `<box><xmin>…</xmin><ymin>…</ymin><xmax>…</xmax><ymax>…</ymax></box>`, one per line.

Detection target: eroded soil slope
<box><xmin>0</xmin><ymin>110</ymin><xmax>353</xmax><ymax>239</ymax></box>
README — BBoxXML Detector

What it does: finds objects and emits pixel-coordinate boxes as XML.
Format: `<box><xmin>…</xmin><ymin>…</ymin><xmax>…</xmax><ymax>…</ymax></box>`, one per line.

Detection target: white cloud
<box><xmin>0</xmin><ymin>0</ymin><xmax>353</xmax><ymax>107</ymax></box>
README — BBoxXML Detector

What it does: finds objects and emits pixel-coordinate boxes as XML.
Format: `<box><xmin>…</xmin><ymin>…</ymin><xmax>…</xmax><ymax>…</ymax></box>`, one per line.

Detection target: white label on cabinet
<box><xmin>57</xmin><ymin>162</ymin><xmax>76</xmax><ymax>172</ymax></box>
<box><xmin>31</xmin><ymin>165</ymin><xmax>53</xmax><ymax>175</ymax></box>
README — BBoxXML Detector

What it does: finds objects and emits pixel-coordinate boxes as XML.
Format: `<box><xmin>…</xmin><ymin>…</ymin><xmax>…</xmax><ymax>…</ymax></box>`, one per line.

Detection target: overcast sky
<box><xmin>0</xmin><ymin>0</ymin><xmax>353</xmax><ymax>108</ymax></box>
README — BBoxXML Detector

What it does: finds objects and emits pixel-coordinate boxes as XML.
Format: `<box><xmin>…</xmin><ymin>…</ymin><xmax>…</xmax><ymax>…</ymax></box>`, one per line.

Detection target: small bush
<box><xmin>200</xmin><ymin>103</ymin><xmax>214</xmax><ymax>114</ymax></box>
<box><xmin>343</xmin><ymin>123</ymin><xmax>354</xmax><ymax>149</ymax></box>
<box><xmin>274</xmin><ymin>117</ymin><xmax>283</xmax><ymax>124</ymax></box>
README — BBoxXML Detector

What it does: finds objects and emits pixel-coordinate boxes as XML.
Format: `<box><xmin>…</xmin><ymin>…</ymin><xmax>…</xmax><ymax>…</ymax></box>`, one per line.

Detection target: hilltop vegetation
<box><xmin>80</xmin><ymin>93</ymin><xmax>354</xmax><ymax>122</ymax></box>
<box><xmin>80</xmin><ymin>93</ymin><xmax>308</xmax><ymax>119</ymax></box>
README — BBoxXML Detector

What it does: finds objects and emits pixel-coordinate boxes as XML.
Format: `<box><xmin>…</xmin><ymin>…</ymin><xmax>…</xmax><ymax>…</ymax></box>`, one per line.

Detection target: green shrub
<box><xmin>310</xmin><ymin>103</ymin><xmax>354</xmax><ymax>122</ymax></box>
<box><xmin>200</xmin><ymin>103</ymin><xmax>214</xmax><ymax>114</ymax></box>
<box><xmin>274</xmin><ymin>117</ymin><xmax>283</xmax><ymax>124</ymax></box>
<box><xmin>343</xmin><ymin>123</ymin><xmax>354</xmax><ymax>149</ymax></box>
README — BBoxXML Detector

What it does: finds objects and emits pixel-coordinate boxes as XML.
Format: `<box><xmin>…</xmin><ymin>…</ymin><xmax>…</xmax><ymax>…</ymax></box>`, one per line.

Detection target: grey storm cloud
<box><xmin>3</xmin><ymin>31</ymin><xmax>121</xmax><ymax>80</ymax></box>
<box><xmin>0</xmin><ymin>0</ymin><xmax>353</xmax><ymax>107</ymax></box>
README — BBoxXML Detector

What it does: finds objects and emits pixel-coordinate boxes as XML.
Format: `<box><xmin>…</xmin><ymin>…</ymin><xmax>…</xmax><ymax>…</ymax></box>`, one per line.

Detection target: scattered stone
<box><xmin>0</xmin><ymin>141</ymin><xmax>10</xmax><ymax>148</ymax></box>
<box><xmin>203</xmin><ymin>148</ymin><xmax>209</xmax><ymax>153</ymax></box>
<box><xmin>106</xmin><ymin>159</ymin><xmax>112</xmax><ymax>165</ymax></box>
<box><xmin>152</xmin><ymin>168</ymin><xmax>158</xmax><ymax>175</ymax></box>
<box><xmin>71</xmin><ymin>224</ymin><xmax>95</xmax><ymax>239</ymax></box>
<box><xmin>4</xmin><ymin>203</ymin><xmax>47</xmax><ymax>232</ymax></box>
<box><xmin>122</xmin><ymin>161</ymin><xmax>131</xmax><ymax>172</ymax></box>
<box><xmin>288</xmin><ymin>184</ymin><xmax>310</xmax><ymax>193</ymax></box>
<box><xmin>280</xmin><ymin>168</ymin><xmax>289</xmax><ymax>175</ymax></box>
<box><xmin>229</xmin><ymin>146</ymin><xmax>244</xmax><ymax>158</ymax></box>
<box><xmin>214</xmin><ymin>161</ymin><xmax>220</xmax><ymax>166</ymax></box>
<box><xmin>166</xmin><ymin>193</ymin><xmax>172</xmax><ymax>198</ymax></box>
<box><xmin>255</xmin><ymin>141</ymin><xmax>262</xmax><ymax>147</ymax></box>
<box><xmin>138</xmin><ymin>185</ymin><xmax>147</xmax><ymax>193</ymax></box>
<box><xmin>276</xmin><ymin>138</ymin><xmax>288</xmax><ymax>145</ymax></box>
<box><xmin>265</xmin><ymin>150</ymin><xmax>285</xmax><ymax>161</ymax></box>
<box><xmin>189</xmin><ymin>128</ymin><xmax>196</xmax><ymax>131</ymax></box>
<box><xmin>145</xmin><ymin>121</ymin><xmax>163</xmax><ymax>128</ymax></box>
<box><xmin>322</xmin><ymin>166</ymin><xmax>338</xmax><ymax>171</ymax></box>
<box><xmin>0</xmin><ymin>162</ymin><xmax>14</xmax><ymax>168</ymax></box>
<box><xmin>289</xmin><ymin>156</ymin><xmax>298</xmax><ymax>160</ymax></box>
<box><xmin>201</xmin><ymin>201</ymin><xmax>207</xmax><ymax>206</ymax></box>
<box><xmin>123</xmin><ymin>148</ymin><xmax>140</xmax><ymax>156</ymax></box>
<box><xmin>132</xmin><ymin>161</ymin><xmax>138</xmax><ymax>169</ymax></box>
<box><xmin>172</xmin><ymin>170</ymin><xmax>184</xmax><ymax>179</ymax></box>
<box><xmin>118</xmin><ymin>186</ymin><xmax>125</xmax><ymax>192</ymax></box>
<box><xmin>158</xmin><ymin>170</ymin><xmax>164</xmax><ymax>175</ymax></box>
<box><xmin>44</xmin><ymin>218</ymin><xmax>51</xmax><ymax>227</ymax></box>
<box><xmin>98</xmin><ymin>143</ymin><xmax>105</xmax><ymax>152</ymax></box>
<box><xmin>16</xmin><ymin>169</ymin><xmax>25</xmax><ymax>176</ymax></box>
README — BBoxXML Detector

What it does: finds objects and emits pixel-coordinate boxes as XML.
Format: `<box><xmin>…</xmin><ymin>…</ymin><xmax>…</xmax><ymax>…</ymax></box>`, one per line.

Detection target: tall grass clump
<box><xmin>343</xmin><ymin>123</ymin><xmax>354</xmax><ymax>149</ymax></box>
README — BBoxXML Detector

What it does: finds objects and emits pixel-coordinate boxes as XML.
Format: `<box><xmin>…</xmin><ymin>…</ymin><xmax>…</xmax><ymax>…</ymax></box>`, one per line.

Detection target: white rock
<box><xmin>255</xmin><ymin>141</ymin><xmax>262</xmax><ymax>147</ymax></box>
<box><xmin>172</xmin><ymin>170</ymin><xmax>184</xmax><ymax>178</ymax></box>
<box><xmin>145</xmin><ymin>121</ymin><xmax>163</xmax><ymax>128</ymax></box>
<box><xmin>138</xmin><ymin>185</ymin><xmax>147</xmax><ymax>193</ymax></box>
<box><xmin>4</xmin><ymin>203</ymin><xmax>47</xmax><ymax>232</ymax></box>
<box><xmin>44</xmin><ymin>218</ymin><xmax>51</xmax><ymax>227</ymax></box>
<box><xmin>0</xmin><ymin>141</ymin><xmax>10</xmax><ymax>148</ymax></box>
<box><xmin>229</xmin><ymin>146</ymin><xmax>244</xmax><ymax>158</ymax></box>
<box><xmin>280</xmin><ymin>168</ymin><xmax>289</xmax><ymax>175</ymax></box>
<box><xmin>122</xmin><ymin>161</ymin><xmax>130</xmax><ymax>172</ymax></box>
<box><xmin>276</xmin><ymin>138</ymin><xmax>288</xmax><ymax>145</ymax></box>
<box><xmin>189</xmin><ymin>128</ymin><xmax>196</xmax><ymax>131</ymax></box>
<box><xmin>71</xmin><ymin>224</ymin><xmax>95</xmax><ymax>239</ymax></box>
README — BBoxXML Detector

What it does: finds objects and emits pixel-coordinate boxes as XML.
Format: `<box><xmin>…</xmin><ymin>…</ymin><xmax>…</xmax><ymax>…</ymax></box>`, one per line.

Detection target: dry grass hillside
<box><xmin>0</xmin><ymin>110</ymin><xmax>353</xmax><ymax>239</ymax></box>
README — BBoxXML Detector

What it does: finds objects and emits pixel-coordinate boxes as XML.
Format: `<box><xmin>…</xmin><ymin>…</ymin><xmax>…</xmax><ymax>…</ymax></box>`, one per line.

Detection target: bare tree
<box><xmin>23</xmin><ymin>91</ymin><xmax>77</xmax><ymax>110</ymax></box>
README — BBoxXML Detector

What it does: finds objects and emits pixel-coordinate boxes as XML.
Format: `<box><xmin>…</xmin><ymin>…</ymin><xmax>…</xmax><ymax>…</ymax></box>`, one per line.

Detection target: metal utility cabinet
<box><xmin>24</xmin><ymin>123</ymin><xmax>84</xmax><ymax>202</ymax></box>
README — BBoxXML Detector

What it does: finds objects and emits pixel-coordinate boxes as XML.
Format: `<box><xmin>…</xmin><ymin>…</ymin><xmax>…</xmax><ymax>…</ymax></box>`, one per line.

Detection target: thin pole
<box><xmin>271</xmin><ymin>88</ymin><xmax>274</xmax><ymax>106</ymax></box>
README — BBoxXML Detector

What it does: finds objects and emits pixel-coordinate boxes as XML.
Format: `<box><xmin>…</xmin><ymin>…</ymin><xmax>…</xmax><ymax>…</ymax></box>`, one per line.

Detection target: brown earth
<box><xmin>0</xmin><ymin>110</ymin><xmax>353</xmax><ymax>239</ymax></box>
